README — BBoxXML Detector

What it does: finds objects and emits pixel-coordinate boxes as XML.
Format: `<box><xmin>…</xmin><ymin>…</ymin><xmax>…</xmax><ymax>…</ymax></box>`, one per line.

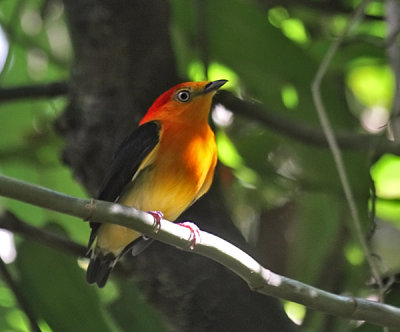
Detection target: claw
<box><xmin>147</xmin><ymin>210</ymin><xmax>164</xmax><ymax>234</ymax></box>
<box><xmin>178</xmin><ymin>221</ymin><xmax>201</xmax><ymax>250</ymax></box>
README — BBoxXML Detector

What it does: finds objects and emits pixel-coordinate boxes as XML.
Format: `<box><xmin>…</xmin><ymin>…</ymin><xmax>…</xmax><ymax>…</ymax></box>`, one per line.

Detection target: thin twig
<box><xmin>0</xmin><ymin>257</ymin><xmax>41</xmax><ymax>332</ymax></box>
<box><xmin>0</xmin><ymin>211</ymin><xmax>132</xmax><ymax>278</ymax></box>
<box><xmin>0</xmin><ymin>175</ymin><xmax>400</xmax><ymax>329</ymax></box>
<box><xmin>0</xmin><ymin>211</ymin><xmax>86</xmax><ymax>257</ymax></box>
<box><xmin>311</xmin><ymin>0</ymin><xmax>385</xmax><ymax>302</ymax></box>
<box><xmin>367</xmin><ymin>177</ymin><xmax>377</xmax><ymax>240</ymax></box>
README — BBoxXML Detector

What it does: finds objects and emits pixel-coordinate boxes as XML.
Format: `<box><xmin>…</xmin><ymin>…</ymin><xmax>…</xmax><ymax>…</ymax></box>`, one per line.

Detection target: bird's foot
<box><xmin>178</xmin><ymin>221</ymin><xmax>201</xmax><ymax>250</ymax></box>
<box><xmin>146</xmin><ymin>210</ymin><xmax>164</xmax><ymax>234</ymax></box>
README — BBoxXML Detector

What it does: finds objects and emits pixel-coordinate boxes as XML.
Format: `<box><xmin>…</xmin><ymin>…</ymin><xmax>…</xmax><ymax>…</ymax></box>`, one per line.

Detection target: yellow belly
<box><xmin>97</xmin><ymin>224</ymin><xmax>141</xmax><ymax>254</ymax></box>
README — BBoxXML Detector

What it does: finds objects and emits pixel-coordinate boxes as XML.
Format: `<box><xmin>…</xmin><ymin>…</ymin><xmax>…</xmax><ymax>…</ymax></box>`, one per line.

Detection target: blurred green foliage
<box><xmin>0</xmin><ymin>0</ymin><xmax>399</xmax><ymax>331</ymax></box>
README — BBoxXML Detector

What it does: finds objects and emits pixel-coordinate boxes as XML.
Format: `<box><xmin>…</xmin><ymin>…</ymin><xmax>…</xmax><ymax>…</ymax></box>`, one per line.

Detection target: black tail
<box><xmin>86</xmin><ymin>237</ymin><xmax>154</xmax><ymax>287</ymax></box>
<box><xmin>86</xmin><ymin>253</ymin><xmax>116</xmax><ymax>288</ymax></box>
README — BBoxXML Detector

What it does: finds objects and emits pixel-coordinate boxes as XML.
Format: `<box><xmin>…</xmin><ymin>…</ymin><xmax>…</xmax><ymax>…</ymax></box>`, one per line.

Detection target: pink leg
<box><xmin>178</xmin><ymin>221</ymin><xmax>201</xmax><ymax>250</ymax></box>
<box><xmin>147</xmin><ymin>211</ymin><xmax>164</xmax><ymax>233</ymax></box>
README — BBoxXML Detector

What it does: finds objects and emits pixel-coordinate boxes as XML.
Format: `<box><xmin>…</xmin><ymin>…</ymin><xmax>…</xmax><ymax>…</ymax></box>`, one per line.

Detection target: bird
<box><xmin>86</xmin><ymin>79</ymin><xmax>227</xmax><ymax>287</ymax></box>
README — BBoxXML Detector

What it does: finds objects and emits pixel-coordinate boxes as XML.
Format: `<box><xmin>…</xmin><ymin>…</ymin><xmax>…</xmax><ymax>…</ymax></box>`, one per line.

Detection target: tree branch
<box><xmin>0</xmin><ymin>211</ymin><xmax>85</xmax><ymax>257</ymax></box>
<box><xmin>0</xmin><ymin>211</ymin><xmax>133</xmax><ymax>279</ymax></box>
<box><xmin>311</xmin><ymin>0</ymin><xmax>385</xmax><ymax>301</ymax></box>
<box><xmin>0</xmin><ymin>81</ymin><xmax>69</xmax><ymax>102</ymax></box>
<box><xmin>216</xmin><ymin>91</ymin><xmax>400</xmax><ymax>155</ymax></box>
<box><xmin>0</xmin><ymin>174</ymin><xmax>400</xmax><ymax>329</ymax></box>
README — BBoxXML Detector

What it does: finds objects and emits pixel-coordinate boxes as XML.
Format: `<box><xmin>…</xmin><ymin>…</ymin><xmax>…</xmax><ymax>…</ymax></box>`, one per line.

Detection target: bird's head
<box><xmin>140</xmin><ymin>80</ymin><xmax>227</xmax><ymax>125</ymax></box>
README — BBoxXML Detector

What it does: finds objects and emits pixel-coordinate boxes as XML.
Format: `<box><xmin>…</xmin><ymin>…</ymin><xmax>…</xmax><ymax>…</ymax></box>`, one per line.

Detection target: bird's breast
<box><xmin>120</xmin><ymin>123</ymin><xmax>217</xmax><ymax>221</ymax></box>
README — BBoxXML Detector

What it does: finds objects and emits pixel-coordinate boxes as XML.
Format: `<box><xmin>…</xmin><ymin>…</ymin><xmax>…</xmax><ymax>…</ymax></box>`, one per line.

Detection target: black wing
<box><xmin>88</xmin><ymin>120</ymin><xmax>161</xmax><ymax>247</ymax></box>
<box><xmin>98</xmin><ymin>120</ymin><xmax>161</xmax><ymax>202</ymax></box>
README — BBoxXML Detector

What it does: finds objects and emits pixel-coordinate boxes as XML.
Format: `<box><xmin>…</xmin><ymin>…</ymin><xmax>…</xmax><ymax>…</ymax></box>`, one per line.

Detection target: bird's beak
<box><xmin>202</xmin><ymin>79</ymin><xmax>228</xmax><ymax>94</ymax></box>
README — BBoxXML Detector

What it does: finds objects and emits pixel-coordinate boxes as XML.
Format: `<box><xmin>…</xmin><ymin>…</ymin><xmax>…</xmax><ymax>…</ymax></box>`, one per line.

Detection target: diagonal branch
<box><xmin>216</xmin><ymin>91</ymin><xmax>400</xmax><ymax>155</ymax></box>
<box><xmin>0</xmin><ymin>174</ymin><xmax>400</xmax><ymax>329</ymax></box>
<box><xmin>0</xmin><ymin>211</ymin><xmax>85</xmax><ymax>257</ymax></box>
<box><xmin>0</xmin><ymin>211</ymin><xmax>132</xmax><ymax>278</ymax></box>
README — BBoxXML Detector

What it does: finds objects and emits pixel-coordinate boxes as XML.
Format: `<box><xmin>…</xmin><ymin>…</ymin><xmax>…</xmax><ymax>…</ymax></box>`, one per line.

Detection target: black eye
<box><xmin>176</xmin><ymin>90</ymin><xmax>191</xmax><ymax>102</ymax></box>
